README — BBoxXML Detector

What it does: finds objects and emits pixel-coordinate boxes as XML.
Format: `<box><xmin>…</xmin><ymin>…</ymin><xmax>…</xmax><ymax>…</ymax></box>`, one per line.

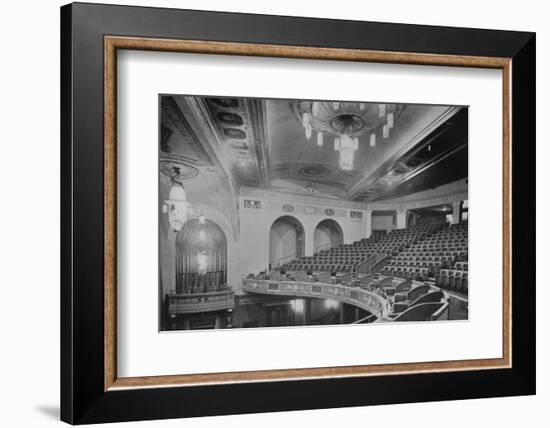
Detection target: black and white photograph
<box><xmin>0</xmin><ymin>0</ymin><xmax>542</xmax><ymax>425</ymax></box>
<box><xmin>159</xmin><ymin>95</ymin><xmax>469</xmax><ymax>331</ymax></box>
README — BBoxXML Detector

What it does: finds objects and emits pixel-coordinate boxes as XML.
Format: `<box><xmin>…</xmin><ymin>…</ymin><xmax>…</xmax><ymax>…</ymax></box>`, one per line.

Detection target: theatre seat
<box><xmin>395</xmin><ymin>282</ymin><xmax>428</xmax><ymax>303</ymax></box>
<box><xmin>408</xmin><ymin>284</ymin><xmax>432</xmax><ymax>301</ymax></box>
<box><xmin>387</xmin><ymin>279</ymin><xmax>412</xmax><ymax>301</ymax></box>
<box><xmin>392</xmin><ymin>286</ymin><xmax>438</xmax><ymax>313</ymax></box>
<box><xmin>360</xmin><ymin>274</ymin><xmax>374</xmax><ymax>288</ymax></box>
<box><xmin>393</xmin><ymin>301</ymin><xmax>448</xmax><ymax>321</ymax></box>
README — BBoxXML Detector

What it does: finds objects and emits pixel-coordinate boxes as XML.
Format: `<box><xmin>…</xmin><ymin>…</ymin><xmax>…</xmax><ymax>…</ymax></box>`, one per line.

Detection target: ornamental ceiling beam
<box><xmin>345</xmin><ymin>106</ymin><xmax>463</xmax><ymax>201</ymax></box>
<box><xmin>244</xmin><ymin>98</ymin><xmax>271</xmax><ymax>187</ymax></box>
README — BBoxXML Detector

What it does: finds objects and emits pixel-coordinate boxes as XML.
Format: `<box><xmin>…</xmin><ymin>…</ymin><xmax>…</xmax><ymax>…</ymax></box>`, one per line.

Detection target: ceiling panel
<box><xmin>160</xmin><ymin>95</ymin><xmax>468</xmax><ymax>203</ymax></box>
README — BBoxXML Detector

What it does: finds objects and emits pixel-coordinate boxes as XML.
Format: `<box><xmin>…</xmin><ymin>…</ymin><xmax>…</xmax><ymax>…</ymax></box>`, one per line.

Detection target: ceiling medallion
<box><xmin>293</xmin><ymin>101</ymin><xmax>403</xmax><ymax>171</ymax></box>
<box><xmin>298</xmin><ymin>164</ymin><xmax>331</xmax><ymax>178</ymax></box>
<box><xmin>329</xmin><ymin>113</ymin><xmax>365</xmax><ymax>134</ymax></box>
<box><xmin>160</xmin><ymin>154</ymin><xmax>200</xmax><ymax>180</ymax></box>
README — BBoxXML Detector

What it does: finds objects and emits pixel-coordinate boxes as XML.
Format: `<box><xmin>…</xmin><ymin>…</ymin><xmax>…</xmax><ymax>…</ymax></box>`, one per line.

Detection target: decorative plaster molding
<box><xmin>243</xmin><ymin>199</ymin><xmax>261</xmax><ymax>209</ymax></box>
<box><xmin>159</xmin><ymin>153</ymin><xmax>200</xmax><ymax>180</ymax></box>
<box><xmin>241</xmin><ymin>185</ymin><xmax>466</xmax><ymax>214</ymax></box>
<box><xmin>245</xmin><ymin>99</ymin><xmax>271</xmax><ymax>187</ymax></box>
<box><xmin>345</xmin><ymin>106</ymin><xmax>462</xmax><ymax>200</ymax></box>
<box><xmin>185</xmin><ymin>96</ymin><xmax>241</xmax><ymax>192</ymax></box>
<box><xmin>369</xmin><ymin>191</ymin><xmax>468</xmax><ymax>211</ymax></box>
<box><xmin>401</xmin><ymin>191</ymin><xmax>469</xmax><ymax>210</ymax></box>
<box><xmin>242</xmin><ymin>279</ymin><xmax>386</xmax><ymax>316</ymax></box>
<box><xmin>265</xmin><ymin>201</ymin><xmax>347</xmax><ymax>217</ymax></box>
<box><xmin>161</xmin><ymin>96</ymin><xmax>214</xmax><ymax>167</ymax></box>
<box><xmin>240</xmin><ymin>186</ymin><xmax>370</xmax><ymax>211</ymax></box>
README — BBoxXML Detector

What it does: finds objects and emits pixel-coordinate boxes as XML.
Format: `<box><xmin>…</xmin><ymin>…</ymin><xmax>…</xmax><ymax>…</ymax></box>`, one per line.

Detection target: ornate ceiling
<box><xmin>160</xmin><ymin>95</ymin><xmax>467</xmax><ymax>203</ymax></box>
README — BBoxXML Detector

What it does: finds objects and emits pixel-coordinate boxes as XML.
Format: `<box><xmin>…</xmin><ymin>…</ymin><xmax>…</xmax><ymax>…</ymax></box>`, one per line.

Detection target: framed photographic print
<box><xmin>60</xmin><ymin>2</ymin><xmax>536</xmax><ymax>424</ymax></box>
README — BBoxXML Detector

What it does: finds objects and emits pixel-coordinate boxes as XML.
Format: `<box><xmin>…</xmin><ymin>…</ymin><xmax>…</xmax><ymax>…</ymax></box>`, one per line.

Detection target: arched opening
<box><xmin>406</xmin><ymin>204</ymin><xmax>451</xmax><ymax>226</ymax></box>
<box><xmin>314</xmin><ymin>219</ymin><xmax>344</xmax><ymax>253</ymax></box>
<box><xmin>175</xmin><ymin>218</ymin><xmax>227</xmax><ymax>293</ymax></box>
<box><xmin>269</xmin><ymin>216</ymin><xmax>305</xmax><ymax>269</ymax></box>
<box><xmin>407</xmin><ymin>210</ymin><xmax>416</xmax><ymax>227</ymax></box>
<box><xmin>371</xmin><ymin>210</ymin><xmax>396</xmax><ymax>234</ymax></box>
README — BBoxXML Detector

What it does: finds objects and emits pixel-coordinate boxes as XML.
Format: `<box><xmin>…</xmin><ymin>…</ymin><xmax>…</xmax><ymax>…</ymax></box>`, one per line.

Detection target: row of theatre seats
<box><xmin>282</xmin><ymin>224</ymin><xmax>440</xmax><ymax>273</ymax></box>
<box><xmin>381</xmin><ymin>222</ymin><xmax>468</xmax><ymax>295</ymax></box>
<box><xmin>435</xmin><ymin>268</ymin><xmax>468</xmax><ymax>294</ymax></box>
<box><xmin>264</xmin><ymin>222</ymin><xmax>468</xmax><ymax>297</ymax></box>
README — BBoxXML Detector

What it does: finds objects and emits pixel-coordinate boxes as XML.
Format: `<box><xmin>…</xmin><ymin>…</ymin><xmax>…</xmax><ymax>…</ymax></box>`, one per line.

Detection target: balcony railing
<box><xmin>167</xmin><ymin>289</ymin><xmax>235</xmax><ymax>315</ymax></box>
<box><xmin>242</xmin><ymin>278</ymin><xmax>388</xmax><ymax>320</ymax></box>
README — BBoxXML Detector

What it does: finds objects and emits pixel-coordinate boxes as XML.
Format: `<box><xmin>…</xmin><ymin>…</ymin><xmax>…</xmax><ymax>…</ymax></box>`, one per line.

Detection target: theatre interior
<box><xmin>159</xmin><ymin>95</ymin><xmax>469</xmax><ymax>331</ymax></box>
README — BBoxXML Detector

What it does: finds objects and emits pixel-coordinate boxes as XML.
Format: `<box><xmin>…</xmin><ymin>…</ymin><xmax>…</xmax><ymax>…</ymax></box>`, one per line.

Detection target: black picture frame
<box><xmin>61</xmin><ymin>2</ymin><xmax>535</xmax><ymax>424</ymax></box>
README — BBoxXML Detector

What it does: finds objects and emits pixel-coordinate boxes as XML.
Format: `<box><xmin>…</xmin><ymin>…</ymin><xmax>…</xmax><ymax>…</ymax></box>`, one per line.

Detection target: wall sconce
<box><xmin>162</xmin><ymin>172</ymin><xmax>189</xmax><ymax>232</ymax></box>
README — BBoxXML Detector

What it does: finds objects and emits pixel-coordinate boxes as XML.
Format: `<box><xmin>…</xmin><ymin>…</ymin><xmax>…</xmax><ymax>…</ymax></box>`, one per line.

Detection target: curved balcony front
<box><xmin>242</xmin><ymin>278</ymin><xmax>388</xmax><ymax>321</ymax></box>
<box><xmin>167</xmin><ymin>289</ymin><xmax>235</xmax><ymax>315</ymax></box>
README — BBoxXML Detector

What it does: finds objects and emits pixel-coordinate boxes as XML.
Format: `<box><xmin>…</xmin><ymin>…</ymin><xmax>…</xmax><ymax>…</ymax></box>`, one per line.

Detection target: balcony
<box><xmin>167</xmin><ymin>289</ymin><xmax>235</xmax><ymax>315</ymax></box>
<box><xmin>242</xmin><ymin>278</ymin><xmax>388</xmax><ymax>321</ymax></box>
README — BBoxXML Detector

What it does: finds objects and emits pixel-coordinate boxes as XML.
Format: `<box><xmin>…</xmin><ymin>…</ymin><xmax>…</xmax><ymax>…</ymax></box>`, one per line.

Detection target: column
<box><xmin>305</xmin><ymin>299</ymin><xmax>312</xmax><ymax>325</ymax></box>
<box><xmin>364</xmin><ymin>209</ymin><xmax>373</xmax><ymax>239</ymax></box>
<box><xmin>396</xmin><ymin>209</ymin><xmax>407</xmax><ymax>229</ymax></box>
<box><xmin>160</xmin><ymin>228</ymin><xmax>178</xmax><ymax>295</ymax></box>
<box><xmin>304</xmin><ymin>224</ymin><xmax>314</xmax><ymax>257</ymax></box>
<box><xmin>452</xmin><ymin>201</ymin><xmax>461</xmax><ymax>224</ymax></box>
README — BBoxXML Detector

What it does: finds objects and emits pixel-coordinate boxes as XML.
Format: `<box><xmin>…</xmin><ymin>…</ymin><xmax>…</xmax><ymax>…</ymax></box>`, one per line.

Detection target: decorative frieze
<box><xmin>264</xmin><ymin>201</ymin><xmax>346</xmax><ymax>217</ymax></box>
<box><xmin>240</xmin><ymin>186</ymin><xmax>369</xmax><ymax>210</ymax></box>
<box><xmin>243</xmin><ymin>199</ymin><xmax>261</xmax><ymax>209</ymax></box>
<box><xmin>369</xmin><ymin>191</ymin><xmax>469</xmax><ymax>211</ymax></box>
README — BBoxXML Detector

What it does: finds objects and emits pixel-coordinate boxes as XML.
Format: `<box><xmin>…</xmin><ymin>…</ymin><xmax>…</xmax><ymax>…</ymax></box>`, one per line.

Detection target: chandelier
<box><xmin>295</xmin><ymin>101</ymin><xmax>401</xmax><ymax>171</ymax></box>
<box><xmin>334</xmin><ymin>135</ymin><xmax>358</xmax><ymax>171</ymax></box>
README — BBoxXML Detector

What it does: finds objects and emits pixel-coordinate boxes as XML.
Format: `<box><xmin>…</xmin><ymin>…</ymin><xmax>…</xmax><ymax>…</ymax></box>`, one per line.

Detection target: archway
<box><xmin>407</xmin><ymin>205</ymin><xmax>450</xmax><ymax>226</ymax></box>
<box><xmin>175</xmin><ymin>218</ymin><xmax>227</xmax><ymax>293</ymax></box>
<box><xmin>407</xmin><ymin>211</ymin><xmax>418</xmax><ymax>227</ymax></box>
<box><xmin>314</xmin><ymin>219</ymin><xmax>344</xmax><ymax>253</ymax></box>
<box><xmin>269</xmin><ymin>216</ymin><xmax>305</xmax><ymax>269</ymax></box>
